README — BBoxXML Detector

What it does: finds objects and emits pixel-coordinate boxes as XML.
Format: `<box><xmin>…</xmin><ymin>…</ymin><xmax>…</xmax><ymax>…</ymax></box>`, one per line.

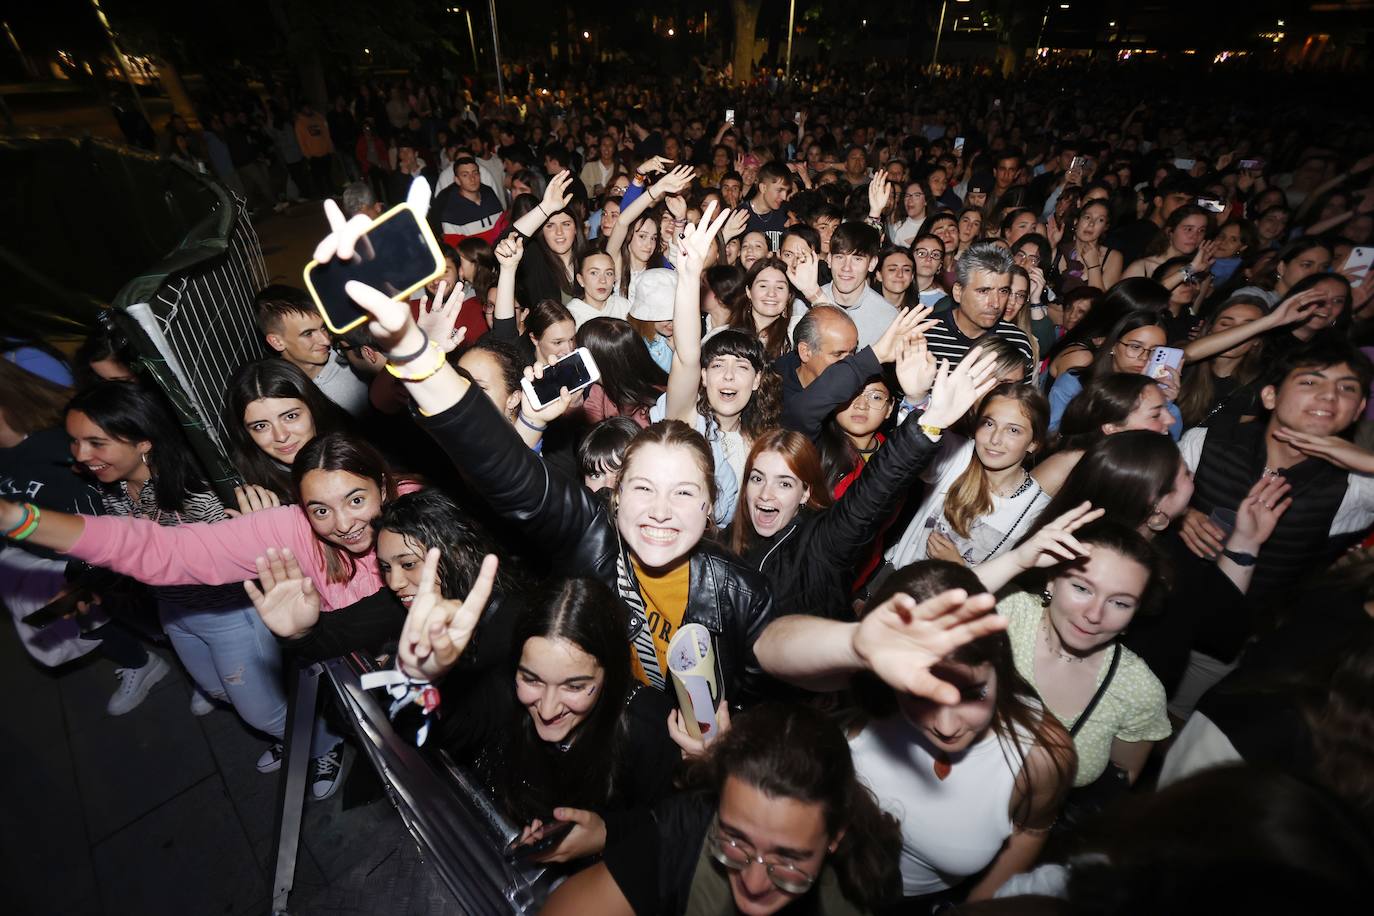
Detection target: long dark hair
<box><xmin>1086</xmin><ymin>309</ymin><xmax>1168</xmax><ymax>381</ymax></box>
<box><xmin>291</xmin><ymin>432</ymin><xmax>413</xmax><ymax>583</ymax></box>
<box><xmin>687</xmin><ymin>702</ymin><xmax>904</xmax><ymax>908</ymax></box>
<box><xmin>373</xmin><ymin>490</ymin><xmax>524</xmax><ymax>599</ymax></box>
<box><xmin>1056</xmin><ymin>373</ymin><xmax>1162</xmax><ymax>452</ymax></box>
<box><xmin>729</xmin><ymin>256</ymin><xmax>798</xmax><ymax>361</ymax></box>
<box><xmin>697</xmin><ymin>329</ymin><xmax>782</xmax><ymax>440</ymax></box>
<box><xmin>495</xmin><ymin>577</ymin><xmax>632</xmax><ymax>825</ymax></box>
<box><xmin>855</xmin><ymin>561</ymin><xmax>1076</xmax><ymax>827</ymax></box>
<box><xmin>816</xmin><ymin>372</ymin><xmax>893</xmax><ymax>488</ymax></box>
<box><xmin>1177</xmin><ymin>296</ymin><xmax>1269</xmax><ymax>427</ymax></box>
<box><xmin>1044</xmin><ymin>278</ymin><xmax>1167</xmax><ymax>370</ymax></box>
<box><xmin>66</xmin><ymin>382</ymin><xmax>207</xmax><ymax>513</ymax></box>
<box><xmin>225</xmin><ymin>359</ymin><xmax>350</xmax><ymax>501</ymax></box>
<box><xmin>618</xmin><ymin>210</ymin><xmax>669</xmax><ymax>296</ymax></box>
<box><xmin>1031</xmin><ymin>431</ymin><xmax>1183</xmax><ymax>538</ymax></box>
<box><xmin>577</xmin><ymin>317</ymin><xmax>668</xmax><ymax>412</ymax></box>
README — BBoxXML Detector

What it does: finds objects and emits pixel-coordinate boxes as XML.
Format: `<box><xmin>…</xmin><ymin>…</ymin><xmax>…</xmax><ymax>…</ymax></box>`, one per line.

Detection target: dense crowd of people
<box><xmin>4</xmin><ymin>62</ymin><xmax>1374</xmax><ymax>914</ymax></box>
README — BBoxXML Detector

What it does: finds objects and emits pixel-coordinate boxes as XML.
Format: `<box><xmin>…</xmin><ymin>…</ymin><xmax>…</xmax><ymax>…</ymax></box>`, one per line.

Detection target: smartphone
<box><xmin>22</xmin><ymin>588</ymin><xmax>93</xmax><ymax>630</ymax></box>
<box><xmin>1173</xmin><ymin>158</ymin><xmax>1197</xmax><ymax>171</ymax></box>
<box><xmin>1147</xmin><ymin>346</ymin><xmax>1185</xmax><ymax>381</ymax></box>
<box><xmin>503</xmin><ymin>820</ymin><xmax>574</xmax><ymax>862</ymax></box>
<box><xmin>1342</xmin><ymin>246</ymin><xmax>1374</xmax><ymax>286</ymax></box>
<box><xmin>303</xmin><ymin>204</ymin><xmax>445</xmax><ymax>335</ymax></box>
<box><xmin>725</xmin><ymin>108</ymin><xmax>735</xmax><ymax>123</ymax></box>
<box><xmin>1196</xmin><ymin>197</ymin><xmax>1226</xmax><ymax>213</ymax></box>
<box><xmin>521</xmin><ymin>347</ymin><xmax>601</xmax><ymax>410</ymax></box>
<box><xmin>953</xmin><ymin>137</ymin><xmax>965</xmax><ymax>155</ymax></box>
<box><xmin>794</xmin><ymin>110</ymin><xmax>802</xmax><ymax>123</ymax></box>
<box><xmin>1069</xmin><ymin>156</ymin><xmax>1085</xmax><ymax>172</ymax></box>
<box><xmin>1238</xmin><ymin>158</ymin><xmax>1264</xmax><ymax>171</ymax></box>
<box><xmin>993</xmin><ymin>98</ymin><xmax>1002</xmax><ymax>109</ymax></box>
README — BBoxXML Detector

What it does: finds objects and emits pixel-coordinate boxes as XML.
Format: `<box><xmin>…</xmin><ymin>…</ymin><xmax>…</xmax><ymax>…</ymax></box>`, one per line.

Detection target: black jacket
<box><xmin>418</xmin><ymin>384</ymin><xmax>779</xmax><ymax>707</ymax></box>
<box><xmin>778</xmin><ymin>346</ymin><xmax>884</xmax><ymax>441</ymax></box>
<box><xmin>744</xmin><ymin>408</ymin><xmax>941</xmax><ymax>620</ymax></box>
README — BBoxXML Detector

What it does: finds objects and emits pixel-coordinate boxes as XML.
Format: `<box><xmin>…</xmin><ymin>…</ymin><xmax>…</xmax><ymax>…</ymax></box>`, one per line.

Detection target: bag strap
<box><xmin>1069</xmin><ymin>643</ymin><xmax>1121</xmax><ymax>739</ymax></box>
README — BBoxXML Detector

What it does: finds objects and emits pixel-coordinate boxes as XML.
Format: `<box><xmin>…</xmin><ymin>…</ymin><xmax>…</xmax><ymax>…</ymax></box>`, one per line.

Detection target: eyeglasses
<box><xmin>913</xmin><ymin>248</ymin><xmax>943</xmax><ymax>260</ymax></box>
<box><xmin>1011</xmin><ymin>291</ymin><xmax>1029</xmax><ymax>303</ymax></box>
<box><xmin>1116</xmin><ymin>340</ymin><xmax>1155</xmax><ymax>358</ymax></box>
<box><xmin>850</xmin><ymin>390</ymin><xmax>892</xmax><ymax>409</ymax></box>
<box><xmin>1013</xmin><ymin>251</ymin><xmax>1041</xmax><ymax>266</ymax></box>
<box><xmin>705</xmin><ymin>819</ymin><xmax>817</xmax><ymax>894</ymax></box>
<box><xmin>904</xmin><ymin>191</ymin><xmax>925</xmax><ymax>200</ymax></box>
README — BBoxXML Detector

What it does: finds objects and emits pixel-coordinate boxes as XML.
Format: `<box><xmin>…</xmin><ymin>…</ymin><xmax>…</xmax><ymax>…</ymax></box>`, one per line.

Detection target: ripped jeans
<box><xmin>159</xmin><ymin>597</ymin><xmax>339</xmax><ymax>756</ymax></box>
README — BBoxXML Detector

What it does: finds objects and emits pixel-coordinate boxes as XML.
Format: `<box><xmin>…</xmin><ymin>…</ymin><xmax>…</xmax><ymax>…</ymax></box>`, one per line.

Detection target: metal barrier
<box><xmin>270</xmin><ymin>656</ymin><xmax>556</xmax><ymax>916</ymax></box>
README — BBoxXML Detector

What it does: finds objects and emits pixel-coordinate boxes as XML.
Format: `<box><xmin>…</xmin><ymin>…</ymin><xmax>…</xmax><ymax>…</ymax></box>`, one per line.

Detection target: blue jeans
<box><xmin>159</xmin><ymin>597</ymin><xmax>339</xmax><ymax>756</ymax></box>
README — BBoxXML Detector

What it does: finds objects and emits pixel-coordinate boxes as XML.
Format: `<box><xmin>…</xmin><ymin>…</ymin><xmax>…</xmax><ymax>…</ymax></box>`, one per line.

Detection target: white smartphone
<box><xmin>725</xmin><ymin>108</ymin><xmax>735</xmax><ymax>123</ymax></box>
<box><xmin>521</xmin><ymin>347</ymin><xmax>601</xmax><ymax>410</ymax></box>
<box><xmin>1173</xmin><ymin>158</ymin><xmax>1197</xmax><ymax>171</ymax></box>
<box><xmin>954</xmin><ymin>136</ymin><xmax>965</xmax><ymax>154</ymax></box>
<box><xmin>1147</xmin><ymin>346</ymin><xmax>1185</xmax><ymax>381</ymax></box>
<box><xmin>1342</xmin><ymin>246</ymin><xmax>1374</xmax><ymax>287</ymax></box>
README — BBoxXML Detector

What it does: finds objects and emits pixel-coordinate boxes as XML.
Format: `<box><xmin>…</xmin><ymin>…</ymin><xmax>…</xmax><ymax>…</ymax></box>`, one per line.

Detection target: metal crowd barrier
<box><xmin>269</xmin><ymin>655</ymin><xmax>556</xmax><ymax>916</ymax></box>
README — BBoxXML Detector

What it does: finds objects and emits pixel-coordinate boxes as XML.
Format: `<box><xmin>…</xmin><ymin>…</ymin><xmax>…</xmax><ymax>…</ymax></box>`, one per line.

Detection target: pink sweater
<box><xmin>72</xmin><ymin>504</ymin><xmax>386</xmax><ymax>611</ymax></box>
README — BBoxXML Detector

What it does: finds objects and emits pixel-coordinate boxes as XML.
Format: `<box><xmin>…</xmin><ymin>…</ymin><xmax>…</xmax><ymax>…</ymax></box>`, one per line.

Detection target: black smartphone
<box><xmin>503</xmin><ymin>820</ymin><xmax>574</xmax><ymax>862</ymax></box>
<box><xmin>22</xmin><ymin>588</ymin><xmax>92</xmax><ymax>630</ymax></box>
<box><xmin>521</xmin><ymin>347</ymin><xmax>602</xmax><ymax>410</ymax></box>
<box><xmin>303</xmin><ymin>204</ymin><xmax>445</xmax><ymax>335</ymax></box>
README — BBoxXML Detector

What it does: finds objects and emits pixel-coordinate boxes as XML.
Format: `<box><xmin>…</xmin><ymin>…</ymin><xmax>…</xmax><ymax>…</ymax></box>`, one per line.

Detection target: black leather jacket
<box><xmin>418</xmin><ymin>385</ymin><xmax>778</xmax><ymax>706</ymax></box>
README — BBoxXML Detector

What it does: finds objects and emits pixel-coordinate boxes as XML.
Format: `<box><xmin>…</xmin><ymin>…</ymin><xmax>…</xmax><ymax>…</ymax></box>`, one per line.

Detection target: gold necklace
<box><xmin>1042</xmin><ymin>618</ymin><xmax>1086</xmax><ymax>664</ymax></box>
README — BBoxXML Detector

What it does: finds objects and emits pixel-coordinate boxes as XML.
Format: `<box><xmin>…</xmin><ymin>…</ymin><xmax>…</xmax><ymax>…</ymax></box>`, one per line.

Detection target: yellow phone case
<box><xmin>302</xmin><ymin>202</ymin><xmax>446</xmax><ymax>336</ymax></box>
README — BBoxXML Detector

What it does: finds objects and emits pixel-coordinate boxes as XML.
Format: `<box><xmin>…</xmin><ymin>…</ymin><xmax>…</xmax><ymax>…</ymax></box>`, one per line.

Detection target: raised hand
<box><xmin>1228</xmin><ymin>475</ymin><xmax>1292</xmax><ymax>551</ymax></box>
<box><xmin>1179</xmin><ymin>507</ymin><xmax>1226</xmax><ymax>559</ymax></box>
<box><xmin>677</xmin><ymin>201</ymin><xmax>732</xmax><ymax>275</ymax></box>
<box><xmin>225</xmin><ymin>484</ymin><xmax>281</xmax><ymax>518</ymax></box>
<box><xmin>851</xmin><ymin>589</ymin><xmax>1008</xmax><ymax>705</ymax></box>
<box><xmin>638</xmin><ymin>155</ymin><xmax>672</xmax><ymax>176</ymax></box>
<box><xmin>417</xmin><ymin>280</ymin><xmax>470</xmax><ymax>354</ymax></box>
<box><xmin>921</xmin><ymin>348</ymin><xmax>1003</xmax><ymax>429</ymax></box>
<box><xmin>873</xmin><ymin>304</ymin><xmax>937</xmax><ymax>364</ymax></box>
<box><xmin>721</xmin><ymin>207</ymin><xmax>750</xmax><ymax>243</ymax></box>
<box><xmin>1007</xmin><ymin>502</ymin><xmax>1104</xmax><ymax>573</ymax></box>
<box><xmin>521</xmin><ymin>362</ymin><xmax>577</xmax><ymax>424</ymax></box>
<box><xmin>540</xmin><ymin>170</ymin><xmax>575</xmax><ymax>215</ymax></box>
<box><xmin>1191</xmin><ymin>238</ymin><xmax>1218</xmax><ymax>272</ymax></box>
<box><xmin>785</xmin><ymin>246</ymin><xmax>821</xmax><ymax>301</ymax></box>
<box><xmin>1268</xmin><ymin>288</ymin><xmax>1324</xmax><ymax>327</ymax></box>
<box><xmin>868</xmin><ymin>171</ymin><xmax>892</xmax><ymax>220</ymax></box>
<box><xmin>495</xmin><ymin>234</ymin><xmax>525</xmax><ymax>269</ymax></box>
<box><xmin>244</xmin><ymin>547</ymin><xmax>321</xmax><ymax>638</ymax></box>
<box><xmin>1027</xmin><ymin>265</ymin><xmax>1047</xmax><ymax>304</ymax></box>
<box><xmin>651</xmin><ymin>164</ymin><xmax>697</xmax><ymax>201</ymax></box>
<box><xmin>894</xmin><ymin>333</ymin><xmax>938</xmax><ymax>404</ymax></box>
<box><xmin>398</xmin><ymin>549</ymin><xmax>498</xmax><ymax>681</ymax></box>
<box><xmin>1046</xmin><ymin>214</ymin><xmax>1064</xmax><ymax>249</ymax></box>
<box><xmin>665</xmin><ymin>193</ymin><xmax>688</xmax><ymax>221</ymax></box>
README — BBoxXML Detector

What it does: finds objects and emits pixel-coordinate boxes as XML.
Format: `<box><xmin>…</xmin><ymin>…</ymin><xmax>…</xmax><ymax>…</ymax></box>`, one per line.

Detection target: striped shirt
<box><xmin>924</xmin><ymin>309</ymin><xmax>1033</xmax><ymax>371</ymax></box>
<box><xmin>102</xmin><ymin>480</ymin><xmax>246</xmax><ymax>609</ymax></box>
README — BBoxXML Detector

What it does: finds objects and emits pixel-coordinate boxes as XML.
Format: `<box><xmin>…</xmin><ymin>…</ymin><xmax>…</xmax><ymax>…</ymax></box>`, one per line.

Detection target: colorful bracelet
<box><xmin>385</xmin><ymin>340</ymin><xmax>447</xmax><ymax>382</ymax></box>
<box><xmin>4</xmin><ymin>502</ymin><xmax>40</xmax><ymax>540</ymax></box>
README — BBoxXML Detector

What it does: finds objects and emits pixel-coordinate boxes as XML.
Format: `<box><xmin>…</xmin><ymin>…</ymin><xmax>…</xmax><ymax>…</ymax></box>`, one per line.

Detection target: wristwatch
<box><xmin>1220</xmin><ymin>548</ymin><xmax>1257</xmax><ymax>566</ymax></box>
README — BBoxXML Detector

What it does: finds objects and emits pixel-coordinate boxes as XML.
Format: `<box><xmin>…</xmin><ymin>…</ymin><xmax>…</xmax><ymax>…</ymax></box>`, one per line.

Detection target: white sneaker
<box><xmin>189</xmin><ymin>688</ymin><xmax>217</xmax><ymax>716</ymax></box>
<box><xmin>310</xmin><ymin>746</ymin><xmax>345</xmax><ymax>800</ymax></box>
<box><xmin>256</xmin><ymin>742</ymin><xmax>284</xmax><ymax>774</ymax></box>
<box><xmin>106</xmin><ymin>654</ymin><xmax>170</xmax><ymax>716</ymax></box>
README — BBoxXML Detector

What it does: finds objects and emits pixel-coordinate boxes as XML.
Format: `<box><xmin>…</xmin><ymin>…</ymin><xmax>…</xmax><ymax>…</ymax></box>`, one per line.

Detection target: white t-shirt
<box><xmin>886</xmin><ymin>436</ymin><xmax>1049</xmax><ymax>569</ymax></box>
<box><xmin>566</xmin><ymin>294</ymin><xmax>632</xmax><ymax>329</ymax></box>
<box><xmin>312</xmin><ymin>357</ymin><xmax>371</xmax><ymax>416</ymax></box>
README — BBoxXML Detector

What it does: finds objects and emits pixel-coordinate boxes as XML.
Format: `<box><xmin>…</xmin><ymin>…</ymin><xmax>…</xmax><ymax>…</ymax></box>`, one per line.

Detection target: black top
<box><xmin>923</xmin><ymin>309</ymin><xmax>1033</xmax><ymax>371</ymax></box>
<box><xmin>0</xmin><ymin>427</ymin><xmax>105</xmax><ymax>562</ymax></box>
<box><xmin>777</xmin><ymin>347</ymin><xmax>884</xmax><ymax>441</ymax></box>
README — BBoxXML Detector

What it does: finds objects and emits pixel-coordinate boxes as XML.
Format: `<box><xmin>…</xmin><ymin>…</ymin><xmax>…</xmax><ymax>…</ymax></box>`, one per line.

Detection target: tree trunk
<box><xmin>731</xmin><ymin>0</ymin><xmax>762</xmax><ymax>85</ymax></box>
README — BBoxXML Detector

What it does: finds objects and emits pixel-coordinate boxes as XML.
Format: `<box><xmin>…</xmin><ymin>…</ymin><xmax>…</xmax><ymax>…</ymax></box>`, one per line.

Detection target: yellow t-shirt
<box><xmin>629</xmin><ymin>558</ymin><xmax>691</xmax><ymax>686</ymax></box>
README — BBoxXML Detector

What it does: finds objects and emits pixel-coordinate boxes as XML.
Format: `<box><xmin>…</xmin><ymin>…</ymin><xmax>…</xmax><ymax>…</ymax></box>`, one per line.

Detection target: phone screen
<box><xmin>725</xmin><ymin>109</ymin><xmax>735</xmax><ymax>122</ymax></box>
<box><xmin>529</xmin><ymin>352</ymin><xmax>595</xmax><ymax>406</ymax></box>
<box><xmin>1239</xmin><ymin>159</ymin><xmax>1264</xmax><ymax>171</ymax></box>
<box><xmin>305</xmin><ymin>207</ymin><xmax>442</xmax><ymax>334</ymax></box>
<box><xmin>954</xmin><ymin>137</ymin><xmax>965</xmax><ymax>153</ymax></box>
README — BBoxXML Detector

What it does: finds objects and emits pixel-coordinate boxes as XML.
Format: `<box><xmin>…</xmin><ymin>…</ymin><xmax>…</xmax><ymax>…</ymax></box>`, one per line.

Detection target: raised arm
<box><xmin>510</xmin><ymin>170</ymin><xmax>574</xmax><ymax>239</ymax></box>
<box><xmin>664</xmin><ymin>202</ymin><xmax>731</xmax><ymax>422</ymax></box>
<box><xmin>804</xmin><ymin>347</ymin><xmax>1001</xmax><ymax>569</ymax></box>
<box><xmin>753</xmin><ymin>589</ymin><xmax>1006</xmax><ymax>699</ymax></box>
<box><xmin>1215</xmin><ymin>475</ymin><xmax>1291</xmax><ymax>594</ymax></box>
<box><xmin>970</xmin><ymin>502</ymin><xmax>1104</xmax><ymax>593</ymax></box>
<box><xmin>1182</xmin><ymin>289</ymin><xmax>1322</xmax><ymax>363</ymax></box>
<box><xmin>606</xmin><ymin>165</ymin><xmax>696</xmax><ymax>276</ymax></box>
<box><xmin>490</xmin><ymin>234</ymin><xmax>524</xmax><ymax>340</ymax></box>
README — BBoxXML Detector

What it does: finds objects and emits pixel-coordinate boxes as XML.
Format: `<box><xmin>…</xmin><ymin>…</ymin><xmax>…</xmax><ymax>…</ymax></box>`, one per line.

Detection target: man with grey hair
<box><xmin>340</xmin><ymin>181</ymin><xmax>384</xmax><ymax>220</ymax></box>
<box><xmin>923</xmin><ymin>240</ymin><xmax>1032</xmax><ymax>368</ymax></box>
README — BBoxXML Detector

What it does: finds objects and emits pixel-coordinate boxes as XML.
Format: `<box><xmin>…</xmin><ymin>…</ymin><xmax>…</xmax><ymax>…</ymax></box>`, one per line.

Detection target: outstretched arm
<box><xmin>1182</xmin><ymin>289</ymin><xmax>1322</xmax><ymax>363</ymax></box>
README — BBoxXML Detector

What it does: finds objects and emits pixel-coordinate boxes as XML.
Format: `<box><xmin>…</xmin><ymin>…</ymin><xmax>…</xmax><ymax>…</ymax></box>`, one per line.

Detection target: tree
<box><xmin>731</xmin><ymin>0</ymin><xmax>762</xmax><ymax>84</ymax></box>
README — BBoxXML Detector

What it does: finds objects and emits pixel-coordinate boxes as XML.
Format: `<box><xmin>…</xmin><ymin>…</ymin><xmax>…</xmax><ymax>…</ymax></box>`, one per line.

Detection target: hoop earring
<box><xmin>140</xmin><ymin>452</ymin><xmax>149</xmax><ymax>467</ymax></box>
<box><xmin>1146</xmin><ymin>508</ymin><xmax>1170</xmax><ymax>532</ymax></box>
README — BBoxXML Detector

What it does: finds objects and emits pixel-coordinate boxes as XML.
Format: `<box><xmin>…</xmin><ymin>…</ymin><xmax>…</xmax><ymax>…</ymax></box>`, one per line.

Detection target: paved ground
<box><xmin>0</xmin><ymin>617</ymin><xmax>463</xmax><ymax>916</ymax></box>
